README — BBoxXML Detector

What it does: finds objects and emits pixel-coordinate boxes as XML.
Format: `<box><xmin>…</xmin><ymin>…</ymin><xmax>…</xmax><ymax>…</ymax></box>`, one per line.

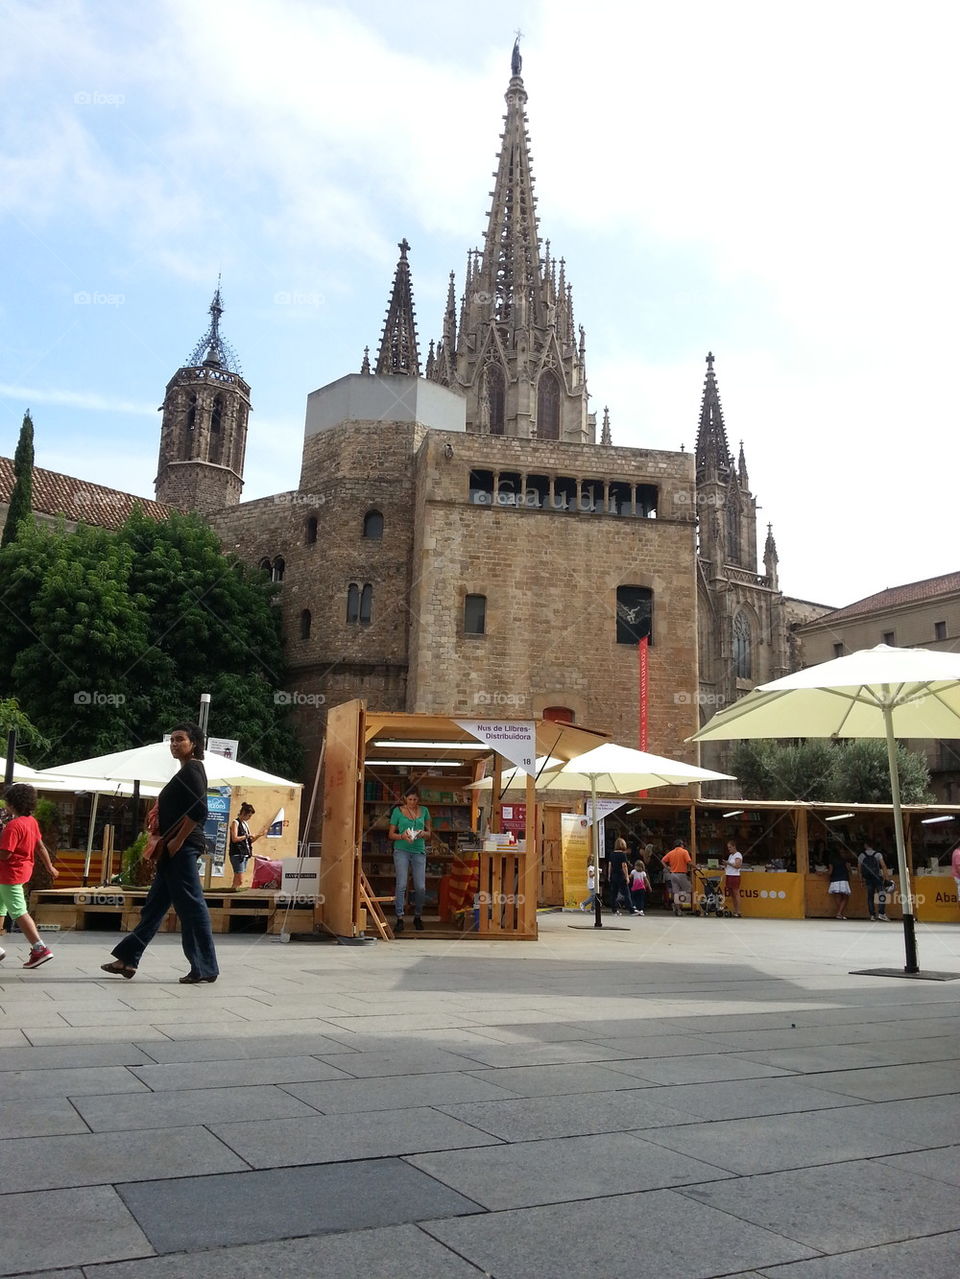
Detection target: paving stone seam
<box><xmin>753</xmin><ymin>1223</ymin><xmax>960</xmax><ymax>1275</ymax></box>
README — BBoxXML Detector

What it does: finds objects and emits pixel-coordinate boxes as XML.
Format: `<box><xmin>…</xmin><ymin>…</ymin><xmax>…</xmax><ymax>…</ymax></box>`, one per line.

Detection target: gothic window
<box><xmin>482</xmin><ymin>364</ymin><xmax>506</xmax><ymax>435</ymax></box>
<box><xmin>272</xmin><ymin>556</ymin><xmax>285</xmax><ymax>583</ymax></box>
<box><xmin>536</xmin><ymin>370</ymin><xmax>561</xmax><ymax>440</ymax></box>
<box><xmin>209</xmin><ymin>394</ymin><xmax>224</xmax><ymax>464</ymax></box>
<box><xmin>464</xmin><ymin>594</ymin><xmax>486</xmax><ymax>635</ymax></box>
<box><xmin>183</xmin><ymin>394</ymin><xmax>198</xmax><ymax>459</ymax></box>
<box><xmin>359</xmin><ymin>584</ymin><xmax>373</xmax><ymax>625</ymax></box>
<box><xmin>305</xmin><ymin>516</ymin><xmax>318</xmax><ymax>545</ymax></box>
<box><xmin>299</xmin><ymin>609</ymin><xmax>312</xmax><ymax>640</ymax></box>
<box><xmin>726</xmin><ymin>495</ymin><xmax>741</xmax><ymax>565</ymax></box>
<box><xmin>347</xmin><ymin>583</ymin><xmax>360</xmax><ymax>623</ymax></box>
<box><xmin>258</xmin><ymin>558</ymin><xmax>272</xmax><ymax>575</ymax></box>
<box><xmin>733</xmin><ymin>612</ymin><xmax>752</xmax><ymax>679</ymax></box>
<box><xmin>362</xmin><ymin>510</ymin><xmax>384</xmax><ymax>539</ymax></box>
<box><xmin>616</xmin><ymin>586</ymin><xmax>653</xmax><ymax>646</ymax></box>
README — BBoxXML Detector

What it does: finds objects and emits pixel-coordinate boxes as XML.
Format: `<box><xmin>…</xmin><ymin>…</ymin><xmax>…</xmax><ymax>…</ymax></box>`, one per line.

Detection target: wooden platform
<box><xmin>30</xmin><ymin>887</ymin><xmax>315</xmax><ymax>936</ymax></box>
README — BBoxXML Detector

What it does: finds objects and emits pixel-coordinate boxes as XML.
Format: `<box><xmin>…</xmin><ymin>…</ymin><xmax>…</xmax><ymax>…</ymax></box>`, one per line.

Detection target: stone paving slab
<box><xmin>848</xmin><ymin>1095</ymin><xmax>960</xmax><ymax>1146</ymax></box>
<box><xmin>0</xmin><ymin>1064</ymin><xmax>148</xmax><ymax>1100</ymax></box>
<box><xmin>407</xmin><ymin>1131</ymin><xmax>733</xmax><ymax>1209</ymax></box>
<box><xmin>796</xmin><ymin>1062</ymin><xmax>960</xmax><ymax>1102</ymax></box>
<box><xmin>0</xmin><ymin>1185</ymin><xmax>151</xmax><ymax>1274</ymax></box>
<box><xmin>726</xmin><ymin>1038</ymin><xmax>960</xmax><ymax>1072</ymax></box>
<box><xmin>116</xmin><ymin>1159</ymin><xmax>481</xmax><ymax>1253</ymax></box>
<box><xmin>424</xmin><ymin>1039</ymin><xmax>631</xmax><ymax>1067</ymax></box>
<box><xmin>0</xmin><ymin>1125</ymin><xmax>248</xmax><ymax>1192</ymax></box>
<box><xmin>23</xmin><ymin>1025</ymin><xmax>173</xmax><ymax>1045</ymax></box>
<box><xmin>877</xmin><ymin>1145</ymin><xmax>960</xmax><ymax>1187</ymax></box>
<box><xmin>756</xmin><ymin>1231</ymin><xmax>960</xmax><ymax>1278</ymax></box>
<box><xmin>647</xmin><ymin>1077</ymin><xmax>861</xmax><ymax>1121</ymax></box>
<box><xmin>134</xmin><ymin>1032</ymin><xmax>359</xmax><ymax>1062</ymax></box>
<box><xmin>679</xmin><ymin>1159</ymin><xmax>959</xmax><ymax>1252</ymax></box>
<box><xmin>284</xmin><ymin>1069</ymin><xmax>519</xmax><ymax>1112</ymax></box>
<box><xmin>422</xmin><ymin>1188</ymin><xmax>818</xmax><ymax>1278</ymax></box>
<box><xmin>584</xmin><ymin>1032</ymin><xmax>749</xmax><ymax>1057</ymax></box>
<box><xmin>604</xmin><ymin>1052</ymin><xmax>794</xmax><ymax>1085</ymax></box>
<box><xmin>0</xmin><ymin>1043</ymin><xmax>151</xmax><ymax>1071</ymax></box>
<box><xmin>144</xmin><ymin>1017</ymin><xmax>350</xmax><ymax>1041</ymax></box>
<box><xmin>312</xmin><ymin>1047</ymin><xmax>490</xmax><ymax>1077</ymax></box>
<box><xmin>212</xmin><ymin>1106</ymin><xmax>503</xmax><ymax>1167</ymax></box>
<box><xmin>73</xmin><ymin>1083</ymin><xmax>319</xmax><ymax>1131</ymax></box>
<box><xmin>461</xmin><ymin>1061</ymin><xmax>659</xmax><ymax>1097</ymax></box>
<box><xmin>130</xmin><ymin>1054</ymin><xmax>355</xmax><ymax>1091</ymax></box>
<box><xmin>638</xmin><ymin>1107</ymin><xmax>925</xmax><ymax>1175</ymax></box>
<box><xmin>83</xmin><ymin>1223</ymin><xmax>483</xmax><ymax>1278</ymax></box>
<box><xmin>0</xmin><ymin>1096</ymin><xmax>91</xmax><ymax>1139</ymax></box>
<box><xmin>438</xmin><ymin>1088</ymin><xmax>698</xmax><ymax>1141</ymax></box>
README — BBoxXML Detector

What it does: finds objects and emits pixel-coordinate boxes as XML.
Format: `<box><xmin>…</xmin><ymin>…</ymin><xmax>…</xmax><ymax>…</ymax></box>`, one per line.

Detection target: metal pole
<box><xmin>198</xmin><ymin>692</ymin><xmax>211</xmax><ymax>746</ymax></box>
<box><xmin>592</xmin><ymin>775</ymin><xmax>604</xmax><ymax>928</ymax></box>
<box><xmin>82</xmin><ymin>793</ymin><xmax>100</xmax><ymax>886</ymax></box>
<box><xmin>883</xmin><ymin>701</ymin><xmax>919</xmax><ymax>974</ymax></box>
<box><xmin>4</xmin><ymin>729</ymin><xmax>16</xmax><ymax>787</ymax></box>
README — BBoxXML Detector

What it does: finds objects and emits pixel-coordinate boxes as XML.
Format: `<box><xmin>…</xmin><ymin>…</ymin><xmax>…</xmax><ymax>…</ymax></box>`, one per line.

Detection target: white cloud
<box><xmin>0</xmin><ymin>384</ymin><xmax>155</xmax><ymax>415</ymax></box>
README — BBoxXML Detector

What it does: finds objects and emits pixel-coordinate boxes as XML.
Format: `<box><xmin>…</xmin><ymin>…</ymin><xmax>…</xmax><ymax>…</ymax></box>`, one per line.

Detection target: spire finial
<box><xmin>706</xmin><ymin>350</ymin><xmax>715</xmax><ymax>370</ymax></box>
<box><xmin>601</xmin><ymin>405</ymin><xmax>611</xmax><ymax>446</ymax></box>
<box><xmin>375</xmin><ymin>237</ymin><xmax>421</xmax><ymax>377</ymax></box>
<box><xmin>511</xmin><ymin>33</ymin><xmax>522</xmax><ymax>77</ymax></box>
<box><xmin>185</xmin><ymin>278</ymin><xmax>241</xmax><ymax>373</ymax></box>
<box><xmin>361</xmin><ymin>345</ymin><xmax>371</xmax><ymax>375</ymax></box>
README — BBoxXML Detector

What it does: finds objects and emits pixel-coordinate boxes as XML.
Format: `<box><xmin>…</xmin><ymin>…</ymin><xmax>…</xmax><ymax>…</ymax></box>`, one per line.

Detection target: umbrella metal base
<box><xmin>850</xmin><ymin>967</ymin><xmax>960</xmax><ymax>982</ymax></box>
<box><xmin>567</xmin><ymin>924</ymin><xmax>632</xmax><ymax>932</ymax></box>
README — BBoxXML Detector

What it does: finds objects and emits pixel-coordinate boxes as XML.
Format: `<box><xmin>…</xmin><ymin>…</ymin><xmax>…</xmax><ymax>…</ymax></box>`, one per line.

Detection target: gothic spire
<box><xmin>375</xmin><ymin>238</ymin><xmax>421</xmax><ymax>377</ymax></box>
<box><xmin>601</xmin><ymin>406</ymin><xmax>611</xmax><ymax>445</ymax></box>
<box><xmin>737</xmin><ymin>440</ymin><xmax>749</xmax><ymax>489</ymax></box>
<box><xmin>470</xmin><ymin>38</ymin><xmax>544</xmax><ymax>332</ymax></box>
<box><xmin>186</xmin><ymin>278</ymin><xmax>242</xmax><ymax>373</ymax></box>
<box><xmin>764</xmin><ymin>522</ymin><xmax>780</xmax><ymax>588</ymax></box>
<box><xmin>360</xmin><ymin>345</ymin><xmax>371</xmax><ymax>375</ymax></box>
<box><xmin>695</xmin><ymin>351</ymin><xmax>731</xmax><ymax>478</ymax></box>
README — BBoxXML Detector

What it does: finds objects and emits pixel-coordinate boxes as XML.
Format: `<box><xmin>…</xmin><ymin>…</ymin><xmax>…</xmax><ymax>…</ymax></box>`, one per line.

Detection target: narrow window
<box><xmin>482</xmin><ymin>364</ymin><xmax>506</xmax><ymax>435</ymax></box>
<box><xmin>209</xmin><ymin>394</ymin><xmax>224</xmax><ymax>464</ymax></box>
<box><xmin>935</xmin><ymin>621</ymin><xmax>947</xmax><ymax>641</ymax></box>
<box><xmin>616</xmin><ymin>587</ymin><xmax>653</xmax><ymax>646</ymax></box>
<box><xmin>347</xmin><ymin>583</ymin><xmax>360</xmax><ymax>623</ymax></box>
<box><xmin>536</xmin><ymin>371</ymin><xmax>561</xmax><ymax>440</ymax></box>
<box><xmin>305</xmin><ymin>516</ymin><xmax>318</xmax><ymax>545</ymax></box>
<box><xmin>833</xmin><ymin>642</ymin><xmax>844</xmax><ymax>659</ymax></box>
<box><xmin>259</xmin><ymin>558</ymin><xmax>272</xmax><ymax>576</ymax></box>
<box><xmin>733</xmin><ymin>612</ymin><xmax>752</xmax><ymax>678</ymax></box>
<box><xmin>464</xmin><ymin>594</ymin><xmax>486</xmax><ymax>635</ymax></box>
<box><xmin>882</xmin><ymin>631</ymin><xmax>895</xmax><ymax>646</ymax></box>
<box><xmin>183</xmin><ymin>394</ymin><xmax>198</xmax><ymax>458</ymax></box>
<box><xmin>362</xmin><ymin>510</ymin><xmax>383</xmax><ymax>539</ymax></box>
<box><xmin>299</xmin><ymin>609</ymin><xmax>312</xmax><ymax>640</ymax></box>
<box><xmin>359</xmin><ymin>583</ymin><xmax>373</xmax><ymax>625</ymax></box>
<box><xmin>469</xmin><ymin>469</ymin><xmax>495</xmax><ymax>505</ymax></box>
<box><xmin>272</xmin><ymin>556</ymin><xmax>285</xmax><ymax>583</ymax></box>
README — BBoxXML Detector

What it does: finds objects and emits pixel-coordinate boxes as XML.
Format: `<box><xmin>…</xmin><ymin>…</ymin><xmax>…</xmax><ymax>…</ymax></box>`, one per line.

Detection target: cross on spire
<box><xmin>185</xmin><ymin>277</ymin><xmax>242</xmax><ymax>373</ymax></box>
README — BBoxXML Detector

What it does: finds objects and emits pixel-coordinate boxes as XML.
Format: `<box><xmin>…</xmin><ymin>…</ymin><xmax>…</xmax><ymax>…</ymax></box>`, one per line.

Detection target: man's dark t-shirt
<box><xmin>607</xmin><ymin>848</ymin><xmax>631</xmax><ymax>883</ymax></box>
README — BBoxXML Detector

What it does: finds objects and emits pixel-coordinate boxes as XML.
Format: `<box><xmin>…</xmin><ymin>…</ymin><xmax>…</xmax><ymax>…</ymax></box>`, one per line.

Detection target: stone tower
<box><xmin>155</xmin><ymin>285</ymin><xmax>251</xmax><ymax>513</ymax></box>
<box><xmin>427</xmin><ymin>40</ymin><xmax>592</xmax><ymax>443</ymax></box>
<box><xmin>694</xmin><ymin>353</ymin><xmax>757</xmax><ymax>571</ymax></box>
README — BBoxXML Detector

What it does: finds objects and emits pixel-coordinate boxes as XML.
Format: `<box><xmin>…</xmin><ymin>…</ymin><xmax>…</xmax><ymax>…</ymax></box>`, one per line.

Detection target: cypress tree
<box><xmin>2</xmin><ymin>410</ymin><xmax>35</xmax><ymax>547</ymax></box>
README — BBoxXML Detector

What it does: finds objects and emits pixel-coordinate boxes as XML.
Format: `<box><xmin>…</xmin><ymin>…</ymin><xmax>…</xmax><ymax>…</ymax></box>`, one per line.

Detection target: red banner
<box><xmin>638</xmin><ymin>635</ymin><xmax>649</xmax><ymax>750</ymax></box>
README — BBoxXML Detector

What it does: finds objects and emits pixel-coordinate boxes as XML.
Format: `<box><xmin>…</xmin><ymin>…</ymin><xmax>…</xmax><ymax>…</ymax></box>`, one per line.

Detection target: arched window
<box><xmin>347</xmin><ymin>583</ymin><xmax>360</xmax><ymax>623</ymax></box>
<box><xmin>726</xmin><ymin>495</ymin><xmax>741</xmax><ymax>565</ymax></box>
<box><xmin>536</xmin><ymin>370</ymin><xmax>561</xmax><ymax>441</ymax></box>
<box><xmin>616</xmin><ymin>586</ymin><xmax>654</xmax><ymax>646</ymax></box>
<box><xmin>464</xmin><ymin>594</ymin><xmax>486</xmax><ymax>635</ymax></box>
<box><xmin>362</xmin><ymin>510</ymin><xmax>384</xmax><ymax>539</ymax></box>
<box><xmin>305</xmin><ymin>516</ymin><xmax>318</xmax><ymax>545</ymax></box>
<box><xmin>299</xmin><ymin>609</ymin><xmax>312</xmax><ymax>640</ymax></box>
<box><xmin>183</xmin><ymin>394</ymin><xmax>198</xmax><ymax>459</ymax></box>
<box><xmin>209</xmin><ymin>394</ymin><xmax>224</xmax><ymax>464</ymax></box>
<box><xmin>481</xmin><ymin>364</ymin><xmax>506</xmax><ymax>435</ymax></box>
<box><xmin>359</xmin><ymin>583</ymin><xmax>373</xmax><ymax>625</ymax></box>
<box><xmin>733</xmin><ymin>611</ymin><xmax>752</xmax><ymax>679</ymax></box>
<box><xmin>272</xmin><ymin>557</ymin><xmax>285</xmax><ymax>583</ymax></box>
<box><xmin>258</xmin><ymin>557</ymin><xmax>272</xmax><ymax>576</ymax></box>
<box><xmin>543</xmin><ymin>706</ymin><xmax>575</xmax><ymax>723</ymax></box>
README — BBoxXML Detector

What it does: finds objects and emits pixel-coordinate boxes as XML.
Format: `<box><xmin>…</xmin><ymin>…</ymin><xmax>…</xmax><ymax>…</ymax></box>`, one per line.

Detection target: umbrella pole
<box><xmin>883</xmin><ymin>704</ymin><xmax>919</xmax><ymax>974</ymax></box>
<box><xmin>592</xmin><ymin>775</ymin><xmax>603</xmax><ymax>928</ymax></box>
<box><xmin>82</xmin><ymin>793</ymin><xmax>100</xmax><ymax>887</ymax></box>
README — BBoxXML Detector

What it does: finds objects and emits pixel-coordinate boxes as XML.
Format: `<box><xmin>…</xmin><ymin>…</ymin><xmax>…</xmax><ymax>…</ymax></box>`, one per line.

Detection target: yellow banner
<box><xmin>915</xmin><ymin>874</ymin><xmax>959</xmax><ymax>923</ymax></box>
<box><xmin>561</xmin><ymin>813</ymin><xmax>593</xmax><ymax>908</ymax></box>
<box><xmin>734</xmin><ymin>872</ymin><xmax>804</xmax><ymax>919</ymax></box>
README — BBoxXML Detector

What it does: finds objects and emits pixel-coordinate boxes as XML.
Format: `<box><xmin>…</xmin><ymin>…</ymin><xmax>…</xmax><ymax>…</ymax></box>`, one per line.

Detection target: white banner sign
<box><xmin>455</xmin><ymin>720</ymin><xmax>537</xmax><ymax>776</ymax></box>
<box><xmin>208</xmin><ymin>737</ymin><xmax>240</xmax><ymax>760</ymax></box>
<box><xmin>586</xmin><ymin>799</ymin><xmax>627</xmax><ymax>826</ymax></box>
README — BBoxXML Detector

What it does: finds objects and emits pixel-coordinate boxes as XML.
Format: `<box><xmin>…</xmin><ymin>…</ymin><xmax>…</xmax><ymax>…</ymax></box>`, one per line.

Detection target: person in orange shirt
<box><xmin>661</xmin><ymin>842</ymin><xmax>693</xmax><ymax>917</ymax></box>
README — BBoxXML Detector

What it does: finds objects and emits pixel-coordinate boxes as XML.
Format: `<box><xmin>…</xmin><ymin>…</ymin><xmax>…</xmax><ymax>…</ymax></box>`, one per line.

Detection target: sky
<box><xmin>1</xmin><ymin>0</ymin><xmax>957</xmax><ymax>608</ymax></box>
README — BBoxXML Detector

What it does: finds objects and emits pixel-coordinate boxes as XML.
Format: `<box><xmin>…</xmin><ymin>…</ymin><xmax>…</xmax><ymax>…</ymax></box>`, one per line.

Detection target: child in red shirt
<box><xmin>0</xmin><ymin>783</ymin><xmax>59</xmax><ymax>968</ymax></box>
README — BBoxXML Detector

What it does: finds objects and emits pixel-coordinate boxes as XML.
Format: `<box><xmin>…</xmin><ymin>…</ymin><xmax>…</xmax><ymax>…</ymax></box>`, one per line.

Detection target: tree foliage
<box><xmin>2</xmin><ymin>410</ymin><xmax>35</xmax><ymax>548</ymax></box>
<box><xmin>732</xmin><ymin>738</ymin><xmax>933</xmax><ymax>805</ymax></box>
<box><xmin>0</xmin><ymin>510</ymin><xmax>302</xmax><ymax>777</ymax></box>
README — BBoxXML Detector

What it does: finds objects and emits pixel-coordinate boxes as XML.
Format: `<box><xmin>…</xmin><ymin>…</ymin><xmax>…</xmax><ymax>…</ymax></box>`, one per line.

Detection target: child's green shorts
<box><xmin>0</xmin><ymin>883</ymin><xmax>28</xmax><ymax>919</ymax></box>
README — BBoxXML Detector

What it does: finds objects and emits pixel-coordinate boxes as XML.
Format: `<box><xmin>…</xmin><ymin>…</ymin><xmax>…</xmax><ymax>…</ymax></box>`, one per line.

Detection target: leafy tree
<box><xmin>829</xmin><ymin>739</ymin><xmax>933</xmax><ymax>806</ymax></box>
<box><xmin>731</xmin><ymin>737</ymin><xmax>931</xmax><ymax>804</ymax></box>
<box><xmin>0</xmin><ymin>696</ymin><xmax>50</xmax><ymax>763</ymax></box>
<box><xmin>2</xmin><ymin>410</ymin><xmax>35</xmax><ymax>547</ymax></box>
<box><xmin>0</xmin><ymin>511</ymin><xmax>302</xmax><ymax>777</ymax></box>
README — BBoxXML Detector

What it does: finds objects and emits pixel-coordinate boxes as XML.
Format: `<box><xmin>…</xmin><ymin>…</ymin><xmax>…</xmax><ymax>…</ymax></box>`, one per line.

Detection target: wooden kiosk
<box><xmin>318</xmin><ymin>700</ymin><xmax>606</xmax><ymax>941</ymax></box>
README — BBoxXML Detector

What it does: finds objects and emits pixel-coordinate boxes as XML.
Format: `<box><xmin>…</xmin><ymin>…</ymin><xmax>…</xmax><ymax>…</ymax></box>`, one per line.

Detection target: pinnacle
<box><xmin>374</xmin><ymin>239</ymin><xmax>421</xmax><ymax>377</ymax></box>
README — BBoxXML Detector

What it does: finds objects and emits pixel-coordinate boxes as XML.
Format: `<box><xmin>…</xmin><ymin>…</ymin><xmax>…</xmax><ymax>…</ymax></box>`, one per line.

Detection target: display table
<box><xmin>734</xmin><ymin>871</ymin><xmax>804</xmax><ymax>918</ymax></box>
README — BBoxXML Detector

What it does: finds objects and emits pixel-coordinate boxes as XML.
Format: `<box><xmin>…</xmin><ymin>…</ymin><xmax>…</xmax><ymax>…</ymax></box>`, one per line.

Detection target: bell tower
<box><xmin>155</xmin><ymin>284</ymin><xmax>251</xmax><ymax>513</ymax></box>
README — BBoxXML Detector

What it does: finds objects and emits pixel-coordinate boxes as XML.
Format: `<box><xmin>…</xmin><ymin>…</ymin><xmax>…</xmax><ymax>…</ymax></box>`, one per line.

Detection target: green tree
<box><xmin>2</xmin><ymin>409</ymin><xmax>35</xmax><ymax>547</ymax></box>
<box><xmin>829</xmin><ymin>739</ymin><xmax>933</xmax><ymax>805</ymax></box>
<box><xmin>0</xmin><ymin>511</ymin><xmax>302</xmax><ymax>777</ymax></box>
<box><xmin>0</xmin><ymin>695</ymin><xmax>51</xmax><ymax>763</ymax></box>
<box><xmin>731</xmin><ymin>737</ymin><xmax>932</xmax><ymax>804</ymax></box>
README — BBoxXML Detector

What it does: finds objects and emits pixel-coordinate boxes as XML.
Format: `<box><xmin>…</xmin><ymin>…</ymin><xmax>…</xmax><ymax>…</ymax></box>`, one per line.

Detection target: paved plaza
<box><xmin>0</xmin><ymin>913</ymin><xmax>958</xmax><ymax>1278</ymax></box>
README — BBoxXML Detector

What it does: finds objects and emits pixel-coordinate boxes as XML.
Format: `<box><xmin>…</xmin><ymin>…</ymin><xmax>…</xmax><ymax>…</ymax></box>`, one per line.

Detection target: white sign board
<box><xmin>455</xmin><ymin>720</ymin><xmax>537</xmax><ymax>776</ymax></box>
<box><xmin>586</xmin><ymin>799</ymin><xmax>627</xmax><ymax>826</ymax></box>
<box><xmin>280</xmin><ymin>856</ymin><xmax>322</xmax><ymax>897</ymax></box>
<box><xmin>208</xmin><ymin>737</ymin><xmax>240</xmax><ymax>760</ymax></box>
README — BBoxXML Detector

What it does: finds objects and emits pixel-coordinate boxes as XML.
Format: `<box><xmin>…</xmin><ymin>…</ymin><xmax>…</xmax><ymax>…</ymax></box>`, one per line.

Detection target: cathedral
<box><xmin>3</xmin><ymin>42</ymin><xmax>829</xmax><ymax>792</ymax></box>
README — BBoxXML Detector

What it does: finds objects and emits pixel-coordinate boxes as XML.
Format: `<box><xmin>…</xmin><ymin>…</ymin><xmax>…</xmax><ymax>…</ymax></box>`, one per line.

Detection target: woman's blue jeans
<box><xmin>394</xmin><ymin>849</ymin><xmax>426</xmax><ymax>917</ymax></box>
<box><xmin>113</xmin><ymin>845</ymin><xmax>219</xmax><ymax>979</ymax></box>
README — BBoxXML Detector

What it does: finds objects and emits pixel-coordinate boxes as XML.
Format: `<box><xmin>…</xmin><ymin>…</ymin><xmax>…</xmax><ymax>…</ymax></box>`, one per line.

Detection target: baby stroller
<box><xmin>695</xmin><ymin>867</ymin><xmax>730</xmax><ymax>917</ymax></box>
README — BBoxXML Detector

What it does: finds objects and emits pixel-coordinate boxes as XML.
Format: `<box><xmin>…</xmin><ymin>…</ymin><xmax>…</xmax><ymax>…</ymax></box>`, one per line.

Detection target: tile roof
<box><xmin>0</xmin><ymin>457</ymin><xmax>173</xmax><ymax>531</ymax></box>
<box><xmin>814</xmin><ymin>570</ymin><xmax>960</xmax><ymax>624</ymax></box>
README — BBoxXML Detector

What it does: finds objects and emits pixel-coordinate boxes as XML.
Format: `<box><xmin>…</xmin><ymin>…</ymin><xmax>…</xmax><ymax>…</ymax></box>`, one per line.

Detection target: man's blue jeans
<box><xmin>394</xmin><ymin>849</ymin><xmax>426</xmax><ymax>917</ymax></box>
<box><xmin>113</xmin><ymin>844</ymin><xmax>219</xmax><ymax>979</ymax></box>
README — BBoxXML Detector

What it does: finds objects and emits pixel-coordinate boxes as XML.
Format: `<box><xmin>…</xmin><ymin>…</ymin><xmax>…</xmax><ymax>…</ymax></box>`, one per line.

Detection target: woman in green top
<box><xmin>388</xmin><ymin>787</ymin><xmax>432</xmax><ymax>933</ymax></box>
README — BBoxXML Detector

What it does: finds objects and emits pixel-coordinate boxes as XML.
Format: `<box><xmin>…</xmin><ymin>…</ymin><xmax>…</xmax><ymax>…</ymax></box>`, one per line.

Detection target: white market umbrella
<box><xmin>42</xmin><ymin>741</ymin><xmax>301</xmax><ymax>789</ymax></box>
<box><xmin>466</xmin><ymin>756</ymin><xmax>565</xmax><ymax>791</ymax></box>
<box><xmin>691</xmin><ymin>643</ymin><xmax>960</xmax><ymax>976</ymax></box>
<box><xmin>548</xmin><ymin>743</ymin><xmax>734</xmax><ymax>929</ymax></box>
